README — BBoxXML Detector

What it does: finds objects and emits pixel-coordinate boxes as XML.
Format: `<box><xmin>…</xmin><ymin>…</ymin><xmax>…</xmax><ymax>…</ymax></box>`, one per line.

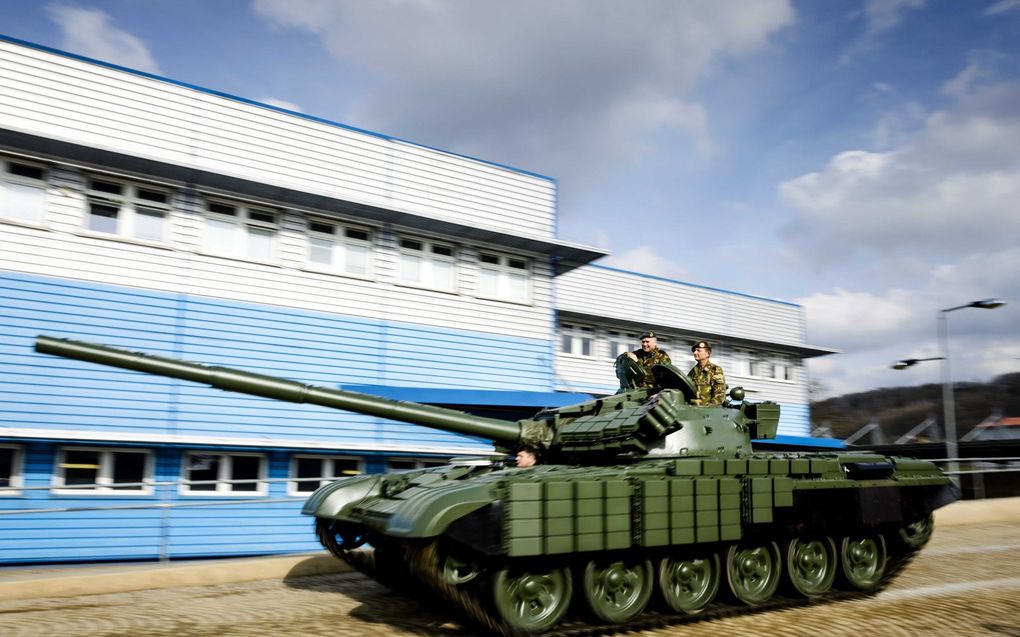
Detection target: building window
<box><xmin>560</xmin><ymin>323</ymin><xmax>594</xmax><ymax>357</ymax></box>
<box><xmin>607</xmin><ymin>330</ymin><xmax>639</xmax><ymax>359</ymax></box>
<box><xmin>0</xmin><ymin>445</ymin><xmax>23</xmax><ymax>495</ymax></box>
<box><xmin>0</xmin><ymin>158</ymin><xmax>47</xmax><ymax>224</ymax></box>
<box><xmin>203</xmin><ymin>199</ymin><xmax>277</xmax><ymax>262</ymax></box>
<box><xmin>53</xmin><ymin>447</ymin><xmax>152</xmax><ymax>494</ymax></box>
<box><xmin>289</xmin><ymin>455</ymin><xmax>363</xmax><ymax>494</ymax></box>
<box><xmin>307</xmin><ymin>219</ymin><xmax>372</xmax><ymax>277</ymax></box>
<box><xmin>398</xmin><ymin>237</ymin><xmax>456</xmax><ymax>291</ymax></box>
<box><xmin>749</xmin><ymin>358</ymin><xmax>780</xmax><ymax>379</ymax></box>
<box><xmin>477</xmin><ymin>252</ymin><xmax>530</xmax><ymax>303</ymax></box>
<box><xmin>387</xmin><ymin>457</ymin><xmax>449</xmax><ymax>472</ymax></box>
<box><xmin>85</xmin><ymin>177</ymin><xmax>170</xmax><ymax>242</ymax></box>
<box><xmin>774</xmin><ymin>360</ymin><xmax>793</xmax><ymax>381</ymax></box>
<box><xmin>182</xmin><ymin>452</ymin><xmax>266</xmax><ymax>495</ymax></box>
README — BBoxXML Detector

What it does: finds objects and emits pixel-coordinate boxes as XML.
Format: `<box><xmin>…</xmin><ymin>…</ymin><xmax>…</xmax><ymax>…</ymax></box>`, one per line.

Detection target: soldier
<box><xmin>688</xmin><ymin>340</ymin><xmax>726</xmax><ymax>406</ymax></box>
<box><xmin>625</xmin><ymin>331</ymin><xmax>671</xmax><ymax>388</ymax></box>
<box><xmin>515</xmin><ymin>445</ymin><xmax>538</xmax><ymax>468</ymax></box>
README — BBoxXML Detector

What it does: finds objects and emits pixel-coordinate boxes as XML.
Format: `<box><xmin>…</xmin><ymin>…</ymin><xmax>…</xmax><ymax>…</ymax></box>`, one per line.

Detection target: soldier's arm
<box><xmin>711</xmin><ymin>368</ymin><xmax>727</xmax><ymax>405</ymax></box>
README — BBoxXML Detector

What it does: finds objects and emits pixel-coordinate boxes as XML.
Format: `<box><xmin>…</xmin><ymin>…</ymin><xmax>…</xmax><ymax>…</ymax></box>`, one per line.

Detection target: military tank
<box><xmin>35</xmin><ymin>336</ymin><xmax>958</xmax><ymax>635</ymax></box>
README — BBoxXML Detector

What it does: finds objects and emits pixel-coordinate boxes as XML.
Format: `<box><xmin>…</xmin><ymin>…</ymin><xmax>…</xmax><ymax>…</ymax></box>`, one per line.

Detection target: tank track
<box><xmin>402</xmin><ymin>541</ymin><xmax>919</xmax><ymax>637</ymax></box>
<box><xmin>320</xmin><ymin>516</ymin><xmax>920</xmax><ymax>637</ymax></box>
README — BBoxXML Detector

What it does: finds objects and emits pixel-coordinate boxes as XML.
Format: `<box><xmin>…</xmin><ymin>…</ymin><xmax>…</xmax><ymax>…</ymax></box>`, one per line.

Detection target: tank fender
<box><xmin>385</xmin><ymin>482</ymin><xmax>498</xmax><ymax>538</ymax></box>
<box><xmin>301</xmin><ymin>474</ymin><xmax>383</xmax><ymax>519</ymax></box>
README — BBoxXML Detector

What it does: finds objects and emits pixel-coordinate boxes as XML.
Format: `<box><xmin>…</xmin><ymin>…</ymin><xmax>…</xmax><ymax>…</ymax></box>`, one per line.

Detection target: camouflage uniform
<box><xmin>688</xmin><ymin>362</ymin><xmax>726</xmax><ymax>406</ymax></box>
<box><xmin>632</xmin><ymin>348</ymin><xmax>671</xmax><ymax>388</ymax></box>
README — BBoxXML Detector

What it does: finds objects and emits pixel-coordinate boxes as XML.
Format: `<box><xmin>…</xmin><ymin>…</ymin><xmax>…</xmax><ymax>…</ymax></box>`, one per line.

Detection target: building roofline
<box><xmin>0</xmin><ymin>33</ymin><xmax>556</xmax><ymax>183</ymax></box>
<box><xmin>589</xmin><ymin>263</ymin><xmax>800</xmax><ymax>308</ymax></box>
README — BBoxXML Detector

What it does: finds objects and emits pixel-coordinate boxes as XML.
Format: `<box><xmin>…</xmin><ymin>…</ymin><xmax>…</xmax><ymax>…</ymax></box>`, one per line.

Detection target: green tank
<box><xmin>35</xmin><ymin>336</ymin><xmax>958</xmax><ymax>635</ymax></box>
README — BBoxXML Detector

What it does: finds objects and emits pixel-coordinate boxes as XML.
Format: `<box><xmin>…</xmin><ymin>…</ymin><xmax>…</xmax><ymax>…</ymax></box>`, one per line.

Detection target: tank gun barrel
<box><xmin>34</xmin><ymin>336</ymin><xmax>523</xmax><ymax>445</ymax></box>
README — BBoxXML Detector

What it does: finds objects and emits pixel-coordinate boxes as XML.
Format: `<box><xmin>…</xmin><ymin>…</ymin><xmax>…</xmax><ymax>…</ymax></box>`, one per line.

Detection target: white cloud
<box><xmin>601</xmin><ymin>246</ymin><xmax>690</xmax><ymax>282</ymax></box>
<box><xmin>840</xmin><ymin>0</ymin><xmax>927</xmax><ymax>62</ymax></box>
<box><xmin>46</xmin><ymin>4</ymin><xmax>162</xmax><ymax>74</ymax></box>
<box><xmin>778</xmin><ymin>77</ymin><xmax>1020</xmax><ymax>264</ymax></box>
<box><xmin>799</xmin><ymin>288</ymin><xmax>915</xmax><ymax>348</ymax></box>
<box><xmin>799</xmin><ymin>247</ymin><xmax>1020</xmax><ymax>395</ymax></box>
<box><xmin>258</xmin><ymin>97</ymin><xmax>303</xmax><ymax>113</ymax></box>
<box><xmin>861</xmin><ymin>0</ymin><xmax>927</xmax><ymax>36</ymax></box>
<box><xmin>251</xmin><ymin>0</ymin><xmax>792</xmax><ymax>186</ymax></box>
<box><xmin>985</xmin><ymin>0</ymin><xmax>1020</xmax><ymax>16</ymax></box>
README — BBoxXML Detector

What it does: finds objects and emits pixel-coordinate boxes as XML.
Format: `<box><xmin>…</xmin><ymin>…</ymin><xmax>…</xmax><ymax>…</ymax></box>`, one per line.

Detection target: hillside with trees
<box><xmin>811</xmin><ymin>372</ymin><xmax>1020</xmax><ymax>441</ymax></box>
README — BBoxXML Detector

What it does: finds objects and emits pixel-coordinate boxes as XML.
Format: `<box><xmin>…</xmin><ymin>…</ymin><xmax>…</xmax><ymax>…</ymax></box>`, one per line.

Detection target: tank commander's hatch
<box><xmin>652</xmin><ymin>363</ymin><xmax>698</xmax><ymax>403</ymax></box>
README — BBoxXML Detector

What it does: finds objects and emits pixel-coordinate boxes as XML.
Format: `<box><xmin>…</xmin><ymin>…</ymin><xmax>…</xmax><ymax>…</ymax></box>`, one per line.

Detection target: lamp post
<box><xmin>938</xmin><ymin>299</ymin><xmax>1005</xmax><ymax>482</ymax></box>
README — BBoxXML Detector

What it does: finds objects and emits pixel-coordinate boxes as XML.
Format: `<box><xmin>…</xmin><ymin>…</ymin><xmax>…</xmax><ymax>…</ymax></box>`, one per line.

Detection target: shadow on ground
<box><xmin>283</xmin><ymin>567</ymin><xmax>479</xmax><ymax>637</ymax></box>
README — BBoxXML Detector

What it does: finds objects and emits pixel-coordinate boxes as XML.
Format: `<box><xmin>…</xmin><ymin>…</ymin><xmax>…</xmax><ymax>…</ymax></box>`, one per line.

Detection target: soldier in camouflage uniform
<box><xmin>688</xmin><ymin>340</ymin><xmax>726</xmax><ymax>406</ymax></box>
<box><xmin>625</xmin><ymin>331</ymin><xmax>671</xmax><ymax>388</ymax></box>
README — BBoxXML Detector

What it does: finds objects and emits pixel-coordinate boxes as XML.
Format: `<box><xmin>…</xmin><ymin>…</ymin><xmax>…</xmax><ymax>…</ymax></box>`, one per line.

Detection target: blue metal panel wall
<box><xmin>1</xmin><ymin>270</ymin><xmax>551</xmax><ymax>447</ymax></box>
<box><xmin>778</xmin><ymin>403</ymin><xmax>811</xmax><ymax>437</ymax></box>
<box><xmin>0</xmin><ymin>444</ymin><xmax>323</xmax><ymax>563</ymax></box>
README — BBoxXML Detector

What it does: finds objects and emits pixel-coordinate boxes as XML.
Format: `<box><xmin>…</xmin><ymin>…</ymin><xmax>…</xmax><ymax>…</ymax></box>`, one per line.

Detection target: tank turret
<box><xmin>33</xmin><ymin>335</ymin><xmax>958</xmax><ymax>636</ymax></box>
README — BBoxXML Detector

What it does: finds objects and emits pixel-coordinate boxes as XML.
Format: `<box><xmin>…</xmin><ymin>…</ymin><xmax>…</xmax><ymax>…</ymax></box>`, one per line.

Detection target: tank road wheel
<box><xmin>726</xmin><ymin>541</ymin><xmax>782</xmax><ymax>605</ymax></box>
<box><xmin>582</xmin><ymin>558</ymin><xmax>654</xmax><ymax>623</ymax></box>
<box><xmin>898</xmin><ymin>513</ymin><xmax>935</xmax><ymax>549</ymax></box>
<box><xmin>440</xmin><ymin>551</ymin><xmax>482</xmax><ymax>586</ymax></box>
<box><xmin>840</xmin><ymin>534</ymin><xmax>887</xmax><ymax>591</ymax></box>
<box><xmin>492</xmin><ymin>564</ymin><xmax>572</xmax><ymax>635</ymax></box>
<box><xmin>784</xmin><ymin>536</ymin><xmax>837</xmax><ymax>597</ymax></box>
<box><xmin>658</xmin><ymin>551</ymin><xmax>721</xmax><ymax>614</ymax></box>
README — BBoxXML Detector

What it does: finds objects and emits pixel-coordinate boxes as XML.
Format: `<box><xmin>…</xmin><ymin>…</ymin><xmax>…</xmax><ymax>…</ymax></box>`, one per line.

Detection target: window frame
<box><xmin>0</xmin><ymin>156</ymin><xmax>49</xmax><ymax>226</ymax></box>
<box><xmin>52</xmin><ymin>446</ymin><xmax>154</xmax><ymax>495</ymax></box>
<box><xmin>559</xmin><ymin>323</ymin><xmax>595</xmax><ymax>358</ymax></box>
<box><xmin>396</xmin><ymin>236</ymin><xmax>458</xmax><ymax>293</ymax></box>
<box><xmin>288</xmin><ymin>454</ymin><xmax>364</xmax><ymax>495</ymax></box>
<box><xmin>606</xmin><ymin>329</ymin><xmax>640</xmax><ymax>360</ymax></box>
<box><xmin>179</xmin><ymin>451</ymin><xmax>268</xmax><ymax>496</ymax></box>
<box><xmin>0</xmin><ymin>444</ymin><xmax>24</xmax><ymax>496</ymax></box>
<box><xmin>475</xmin><ymin>251</ymin><xmax>532</xmax><ymax>304</ymax></box>
<box><xmin>201</xmin><ymin>197</ymin><xmax>279</xmax><ymax>263</ymax></box>
<box><xmin>305</xmin><ymin>218</ymin><xmax>374</xmax><ymax>279</ymax></box>
<box><xmin>83</xmin><ymin>175</ymin><xmax>172</xmax><ymax>243</ymax></box>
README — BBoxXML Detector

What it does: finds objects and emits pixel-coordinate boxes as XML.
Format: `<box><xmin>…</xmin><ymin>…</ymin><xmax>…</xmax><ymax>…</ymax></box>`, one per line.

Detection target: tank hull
<box><xmin>309</xmin><ymin>452</ymin><xmax>956</xmax><ymax>635</ymax></box>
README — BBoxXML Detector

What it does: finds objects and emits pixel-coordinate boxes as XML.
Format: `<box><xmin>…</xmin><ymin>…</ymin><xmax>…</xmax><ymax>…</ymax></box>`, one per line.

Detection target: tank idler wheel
<box><xmin>898</xmin><ymin>513</ymin><xmax>935</xmax><ymax>549</ymax></box>
<box><xmin>582</xmin><ymin>558</ymin><xmax>654</xmax><ymax>623</ymax></box>
<box><xmin>316</xmin><ymin>519</ymin><xmax>366</xmax><ymax>560</ymax></box>
<box><xmin>726</xmin><ymin>541</ymin><xmax>782</xmax><ymax>605</ymax></box>
<box><xmin>840</xmin><ymin>534</ymin><xmax>887</xmax><ymax>591</ymax></box>
<box><xmin>492</xmin><ymin>564</ymin><xmax>572</xmax><ymax>635</ymax></box>
<box><xmin>658</xmin><ymin>550</ymin><xmax>721</xmax><ymax>614</ymax></box>
<box><xmin>784</xmin><ymin>536</ymin><xmax>837</xmax><ymax>597</ymax></box>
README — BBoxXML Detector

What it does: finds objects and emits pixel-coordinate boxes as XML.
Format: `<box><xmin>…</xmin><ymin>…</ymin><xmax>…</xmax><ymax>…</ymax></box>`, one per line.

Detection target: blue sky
<box><xmin>2</xmin><ymin>0</ymin><xmax>1018</xmax><ymax>397</ymax></box>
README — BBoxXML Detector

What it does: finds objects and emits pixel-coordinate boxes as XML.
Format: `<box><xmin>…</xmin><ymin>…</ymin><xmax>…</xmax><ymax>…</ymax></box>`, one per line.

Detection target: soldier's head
<box><xmin>516</xmin><ymin>445</ymin><xmax>538</xmax><ymax>468</ymax></box>
<box><xmin>692</xmin><ymin>340</ymin><xmax>712</xmax><ymax>364</ymax></box>
<box><xmin>639</xmin><ymin>331</ymin><xmax>658</xmax><ymax>352</ymax></box>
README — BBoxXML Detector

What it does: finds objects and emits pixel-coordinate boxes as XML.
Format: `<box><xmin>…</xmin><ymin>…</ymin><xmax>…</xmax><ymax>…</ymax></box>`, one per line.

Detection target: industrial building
<box><xmin>0</xmin><ymin>35</ymin><xmax>833</xmax><ymax>563</ymax></box>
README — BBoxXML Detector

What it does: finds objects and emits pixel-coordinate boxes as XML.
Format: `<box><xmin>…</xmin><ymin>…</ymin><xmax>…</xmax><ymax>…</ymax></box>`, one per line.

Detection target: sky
<box><xmin>1</xmin><ymin>0</ymin><xmax>1018</xmax><ymax>398</ymax></box>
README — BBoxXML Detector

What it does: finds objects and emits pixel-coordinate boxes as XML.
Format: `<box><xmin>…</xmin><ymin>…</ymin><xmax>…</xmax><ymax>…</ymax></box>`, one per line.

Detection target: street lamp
<box><xmin>938</xmin><ymin>298</ymin><xmax>1006</xmax><ymax>482</ymax></box>
<box><xmin>890</xmin><ymin>357</ymin><xmax>944</xmax><ymax>370</ymax></box>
